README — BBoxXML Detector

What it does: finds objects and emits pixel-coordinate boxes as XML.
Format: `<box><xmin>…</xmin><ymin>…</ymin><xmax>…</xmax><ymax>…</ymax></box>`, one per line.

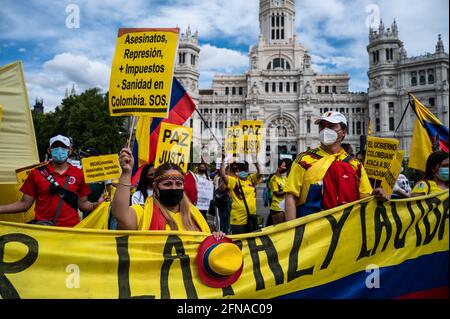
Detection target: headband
<box><xmin>154</xmin><ymin>173</ymin><xmax>185</xmax><ymax>183</ymax></box>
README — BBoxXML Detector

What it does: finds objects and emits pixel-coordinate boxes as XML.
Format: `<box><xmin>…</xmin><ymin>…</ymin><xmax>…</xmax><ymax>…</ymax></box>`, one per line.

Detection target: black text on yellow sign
<box><xmin>81</xmin><ymin>154</ymin><xmax>122</xmax><ymax>183</ymax></box>
<box><xmin>364</xmin><ymin>136</ymin><xmax>399</xmax><ymax>180</ymax></box>
<box><xmin>240</xmin><ymin>120</ymin><xmax>263</xmax><ymax>154</ymax></box>
<box><xmin>225</xmin><ymin>126</ymin><xmax>243</xmax><ymax>155</ymax></box>
<box><xmin>155</xmin><ymin>123</ymin><xmax>192</xmax><ymax>173</ymax></box>
<box><xmin>109</xmin><ymin>28</ymin><xmax>179</xmax><ymax>117</ymax></box>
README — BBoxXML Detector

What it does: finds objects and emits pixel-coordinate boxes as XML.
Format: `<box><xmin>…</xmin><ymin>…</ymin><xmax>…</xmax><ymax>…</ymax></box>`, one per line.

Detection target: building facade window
<box><xmin>225</xmin><ymin>87</ymin><xmax>229</xmax><ymax>95</ymax></box>
<box><xmin>325</xmin><ymin>86</ymin><xmax>329</xmax><ymax>94</ymax></box>
<box><xmin>411</xmin><ymin>72</ymin><xmax>417</xmax><ymax>86</ymax></box>
<box><xmin>279</xmin><ymin>82</ymin><xmax>283</xmax><ymax>92</ymax></box>
<box><xmin>318</xmin><ymin>86</ymin><xmax>322</xmax><ymax>93</ymax></box>
<box><xmin>286</xmin><ymin>82</ymin><xmax>290</xmax><ymax>92</ymax></box>
<box><xmin>265</xmin><ymin>82</ymin><xmax>269</xmax><ymax>92</ymax></box>
<box><xmin>429</xmin><ymin>97</ymin><xmax>435</xmax><ymax>107</ymax></box>
<box><xmin>306</xmin><ymin>119</ymin><xmax>311</xmax><ymax>133</ymax></box>
<box><xmin>232</xmin><ymin>87</ymin><xmax>236</xmax><ymax>95</ymax></box>
<box><xmin>239</xmin><ymin>87</ymin><xmax>243</xmax><ymax>95</ymax></box>
<box><xmin>293</xmin><ymin>82</ymin><xmax>297</xmax><ymax>92</ymax></box>
<box><xmin>272</xmin><ymin>82</ymin><xmax>276</xmax><ymax>92</ymax></box>
<box><xmin>389</xmin><ymin>117</ymin><xmax>395</xmax><ymax>131</ymax></box>
<box><xmin>332</xmin><ymin>86</ymin><xmax>337</xmax><ymax>93</ymax></box>
<box><xmin>428</xmin><ymin>69</ymin><xmax>435</xmax><ymax>84</ymax></box>
<box><xmin>419</xmin><ymin>70</ymin><xmax>426</xmax><ymax>85</ymax></box>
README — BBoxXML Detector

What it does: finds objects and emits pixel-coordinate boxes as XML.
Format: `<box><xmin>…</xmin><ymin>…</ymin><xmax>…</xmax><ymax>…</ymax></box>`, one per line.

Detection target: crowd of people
<box><xmin>0</xmin><ymin>111</ymin><xmax>448</xmax><ymax>235</ymax></box>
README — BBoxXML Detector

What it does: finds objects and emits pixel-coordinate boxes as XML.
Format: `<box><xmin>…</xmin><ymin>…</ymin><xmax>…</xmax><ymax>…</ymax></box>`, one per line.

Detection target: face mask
<box><xmin>238</xmin><ymin>172</ymin><xmax>248</xmax><ymax>179</ymax></box>
<box><xmin>437</xmin><ymin>167</ymin><xmax>449</xmax><ymax>181</ymax></box>
<box><xmin>51</xmin><ymin>147</ymin><xmax>69</xmax><ymax>163</ymax></box>
<box><xmin>280</xmin><ymin>168</ymin><xmax>287</xmax><ymax>174</ymax></box>
<box><xmin>198</xmin><ymin>169</ymin><xmax>207</xmax><ymax>174</ymax></box>
<box><xmin>156</xmin><ymin>188</ymin><xmax>184</xmax><ymax>207</ymax></box>
<box><xmin>319</xmin><ymin>128</ymin><xmax>338</xmax><ymax>146</ymax></box>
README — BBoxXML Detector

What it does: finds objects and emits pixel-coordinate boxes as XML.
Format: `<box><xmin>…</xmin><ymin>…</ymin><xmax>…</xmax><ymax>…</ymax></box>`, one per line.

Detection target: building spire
<box><xmin>436</xmin><ymin>34</ymin><xmax>445</xmax><ymax>53</ymax></box>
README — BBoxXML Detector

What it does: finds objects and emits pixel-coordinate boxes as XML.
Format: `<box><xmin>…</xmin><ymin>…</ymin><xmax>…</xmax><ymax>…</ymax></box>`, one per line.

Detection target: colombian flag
<box><xmin>409</xmin><ymin>93</ymin><xmax>449</xmax><ymax>172</ymax></box>
<box><xmin>131</xmin><ymin>77</ymin><xmax>196</xmax><ymax>184</ymax></box>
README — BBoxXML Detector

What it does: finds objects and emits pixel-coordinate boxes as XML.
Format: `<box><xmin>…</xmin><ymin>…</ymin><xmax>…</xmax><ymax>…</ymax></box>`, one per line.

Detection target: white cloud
<box><xmin>18</xmin><ymin>48</ymin><xmax>27</xmax><ymax>52</ymax></box>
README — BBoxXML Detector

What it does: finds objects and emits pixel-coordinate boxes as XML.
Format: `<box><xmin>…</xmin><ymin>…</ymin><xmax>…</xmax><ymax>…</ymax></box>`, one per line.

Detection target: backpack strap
<box><xmin>53</xmin><ymin>176</ymin><xmax>70</xmax><ymax>225</ymax></box>
<box><xmin>238</xmin><ymin>180</ymin><xmax>251</xmax><ymax>218</ymax></box>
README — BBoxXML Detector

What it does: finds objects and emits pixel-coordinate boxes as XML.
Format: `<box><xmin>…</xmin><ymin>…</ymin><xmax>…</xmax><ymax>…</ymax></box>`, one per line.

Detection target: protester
<box><xmin>0</xmin><ymin>134</ymin><xmax>100</xmax><ymax>227</ymax></box>
<box><xmin>214</xmin><ymin>165</ymin><xmax>232</xmax><ymax>234</ymax></box>
<box><xmin>391</xmin><ymin>168</ymin><xmax>411</xmax><ymax>199</ymax></box>
<box><xmin>285</xmin><ymin>111</ymin><xmax>386</xmax><ymax>221</ymax></box>
<box><xmin>184</xmin><ymin>165</ymin><xmax>198</xmax><ymax>205</ymax></box>
<box><xmin>220</xmin><ymin>149</ymin><xmax>261</xmax><ymax>234</ymax></box>
<box><xmin>79</xmin><ymin>147</ymin><xmax>112</xmax><ymax>218</ymax></box>
<box><xmin>194</xmin><ymin>162</ymin><xmax>213</xmax><ymax>219</ymax></box>
<box><xmin>411</xmin><ymin>151</ymin><xmax>449</xmax><ymax>196</ymax></box>
<box><xmin>131</xmin><ymin>163</ymin><xmax>155</xmax><ymax>205</ymax></box>
<box><xmin>268</xmin><ymin>159</ymin><xmax>289</xmax><ymax>225</ymax></box>
<box><xmin>111</xmin><ymin>148</ymin><xmax>224</xmax><ymax>239</ymax></box>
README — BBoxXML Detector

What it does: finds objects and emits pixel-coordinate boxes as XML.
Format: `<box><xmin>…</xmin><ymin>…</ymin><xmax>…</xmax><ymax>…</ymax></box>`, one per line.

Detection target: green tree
<box><xmin>32</xmin><ymin>88</ymin><xmax>126</xmax><ymax>161</ymax></box>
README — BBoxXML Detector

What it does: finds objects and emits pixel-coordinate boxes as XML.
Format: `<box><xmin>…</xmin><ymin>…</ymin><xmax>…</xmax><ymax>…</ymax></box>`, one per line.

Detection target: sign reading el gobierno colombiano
<box><xmin>109</xmin><ymin>28</ymin><xmax>179</xmax><ymax>117</ymax></box>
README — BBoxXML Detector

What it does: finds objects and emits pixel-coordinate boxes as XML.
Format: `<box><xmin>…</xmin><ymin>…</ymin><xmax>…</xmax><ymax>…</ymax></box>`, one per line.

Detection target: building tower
<box><xmin>259</xmin><ymin>0</ymin><xmax>296</xmax><ymax>45</ymax></box>
<box><xmin>367</xmin><ymin>19</ymin><xmax>403</xmax><ymax>138</ymax></box>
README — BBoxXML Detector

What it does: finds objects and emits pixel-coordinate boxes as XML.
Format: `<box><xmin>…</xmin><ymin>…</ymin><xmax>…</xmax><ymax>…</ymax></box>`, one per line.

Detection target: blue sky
<box><xmin>0</xmin><ymin>0</ymin><xmax>448</xmax><ymax>111</ymax></box>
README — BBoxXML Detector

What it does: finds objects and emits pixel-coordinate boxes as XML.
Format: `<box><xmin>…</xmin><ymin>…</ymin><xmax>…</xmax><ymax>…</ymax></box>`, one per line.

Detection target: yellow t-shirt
<box><xmin>412</xmin><ymin>179</ymin><xmax>443</xmax><ymax>195</ymax></box>
<box><xmin>285</xmin><ymin>146</ymin><xmax>372</xmax><ymax>206</ymax></box>
<box><xmin>269</xmin><ymin>174</ymin><xmax>287</xmax><ymax>212</ymax></box>
<box><xmin>133</xmin><ymin>197</ymin><xmax>211</xmax><ymax>232</ymax></box>
<box><xmin>227</xmin><ymin>174</ymin><xmax>259</xmax><ymax>225</ymax></box>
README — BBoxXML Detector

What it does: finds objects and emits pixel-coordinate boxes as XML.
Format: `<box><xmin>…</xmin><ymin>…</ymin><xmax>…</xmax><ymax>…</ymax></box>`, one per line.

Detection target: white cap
<box><xmin>49</xmin><ymin>134</ymin><xmax>71</xmax><ymax>147</ymax></box>
<box><xmin>314</xmin><ymin>111</ymin><xmax>347</xmax><ymax>126</ymax></box>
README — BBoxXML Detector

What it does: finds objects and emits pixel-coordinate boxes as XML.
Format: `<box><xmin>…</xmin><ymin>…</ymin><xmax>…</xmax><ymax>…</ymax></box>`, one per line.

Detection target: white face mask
<box><xmin>319</xmin><ymin>128</ymin><xmax>338</xmax><ymax>146</ymax></box>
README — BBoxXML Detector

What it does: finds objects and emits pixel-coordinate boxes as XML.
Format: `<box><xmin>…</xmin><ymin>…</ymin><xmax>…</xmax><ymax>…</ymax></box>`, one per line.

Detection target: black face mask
<box><xmin>198</xmin><ymin>169</ymin><xmax>207</xmax><ymax>174</ymax></box>
<box><xmin>280</xmin><ymin>168</ymin><xmax>287</xmax><ymax>174</ymax></box>
<box><xmin>157</xmin><ymin>188</ymin><xmax>184</xmax><ymax>207</ymax></box>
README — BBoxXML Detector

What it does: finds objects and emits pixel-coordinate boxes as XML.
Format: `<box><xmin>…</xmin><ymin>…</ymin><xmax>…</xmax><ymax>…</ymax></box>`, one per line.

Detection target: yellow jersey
<box><xmin>285</xmin><ymin>146</ymin><xmax>372</xmax><ymax>207</ymax></box>
<box><xmin>412</xmin><ymin>179</ymin><xmax>445</xmax><ymax>195</ymax></box>
<box><xmin>269</xmin><ymin>174</ymin><xmax>287</xmax><ymax>212</ymax></box>
<box><xmin>227</xmin><ymin>174</ymin><xmax>259</xmax><ymax>226</ymax></box>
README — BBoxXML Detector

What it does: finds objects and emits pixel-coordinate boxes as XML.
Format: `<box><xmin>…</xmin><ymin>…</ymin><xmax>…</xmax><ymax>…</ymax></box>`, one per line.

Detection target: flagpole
<box><xmin>394</xmin><ymin>93</ymin><xmax>412</xmax><ymax>134</ymax></box>
<box><xmin>194</xmin><ymin>108</ymin><xmax>222</xmax><ymax>146</ymax></box>
<box><xmin>127</xmin><ymin>116</ymin><xmax>137</xmax><ymax>149</ymax></box>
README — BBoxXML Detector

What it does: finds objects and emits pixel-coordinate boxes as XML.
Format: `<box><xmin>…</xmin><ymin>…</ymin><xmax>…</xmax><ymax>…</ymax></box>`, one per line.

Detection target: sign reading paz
<box><xmin>82</xmin><ymin>154</ymin><xmax>121</xmax><ymax>183</ymax></box>
<box><xmin>109</xmin><ymin>28</ymin><xmax>179</xmax><ymax>117</ymax></box>
<box><xmin>155</xmin><ymin>122</ymin><xmax>192</xmax><ymax>173</ymax></box>
<box><xmin>240</xmin><ymin>120</ymin><xmax>263</xmax><ymax>154</ymax></box>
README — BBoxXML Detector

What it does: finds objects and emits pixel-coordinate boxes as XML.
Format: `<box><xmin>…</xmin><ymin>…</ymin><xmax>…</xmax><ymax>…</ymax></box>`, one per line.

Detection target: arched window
<box><xmin>277</xmin><ymin>126</ymin><xmax>288</xmax><ymax>137</ymax></box>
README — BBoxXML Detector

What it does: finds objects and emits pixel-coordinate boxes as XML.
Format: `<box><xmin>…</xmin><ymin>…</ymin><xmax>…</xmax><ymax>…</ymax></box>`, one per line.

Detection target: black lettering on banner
<box><xmin>220</xmin><ymin>240</ymin><xmax>242</xmax><ymax>297</ymax></box>
<box><xmin>422</xmin><ymin>197</ymin><xmax>442</xmax><ymax>245</ymax></box>
<box><xmin>115</xmin><ymin>236</ymin><xmax>155</xmax><ymax>299</ymax></box>
<box><xmin>161</xmin><ymin>235</ymin><xmax>197</xmax><ymax>299</ymax></box>
<box><xmin>247</xmin><ymin>236</ymin><xmax>284</xmax><ymax>291</ymax></box>
<box><xmin>287</xmin><ymin>225</ymin><xmax>314</xmax><ymax>282</ymax></box>
<box><xmin>321</xmin><ymin>206</ymin><xmax>352</xmax><ymax>269</ymax></box>
<box><xmin>357</xmin><ymin>202</ymin><xmax>372</xmax><ymax>260</ymax></box>
<box><xmin>371</xmin><ymin>201</ymin><xmax>392</xmax><ymax>255</ymax></box>
<box><xmin>162</xmin><ymin>129</ymin><xmax>172</xmax><ymax>143</ymax></box>
<box><xmin>438</xmin><ymin>196</ymin><xmax>449</xmax><ymax>241</ymax></box>
<box><xmin>0</xmin><ymin>233</ymin><xmax>38</xmax><ymax>299</ymax></box>
<box><xmin>391</xmin><ymin>201</ymin><xmax>416</xmax><ymax>249</ymax></box>
<box><xmin>414</xmin><ymin>200</ymin><xmax>426</xmax><ymax>246</ymax></box>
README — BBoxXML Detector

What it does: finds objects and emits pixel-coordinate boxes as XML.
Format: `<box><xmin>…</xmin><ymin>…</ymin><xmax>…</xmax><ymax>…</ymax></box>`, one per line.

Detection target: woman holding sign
<box><xmin>112</xmin><ymin>148</ymin><xmax>224</xmax><ymax>238</ymax></box>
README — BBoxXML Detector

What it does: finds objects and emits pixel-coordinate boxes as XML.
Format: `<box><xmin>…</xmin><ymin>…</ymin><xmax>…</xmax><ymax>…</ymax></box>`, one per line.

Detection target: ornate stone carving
<box><xmin>267</xmin><ymin>116</ymin><xmax>296</xmax><ymax>137</ymax></box>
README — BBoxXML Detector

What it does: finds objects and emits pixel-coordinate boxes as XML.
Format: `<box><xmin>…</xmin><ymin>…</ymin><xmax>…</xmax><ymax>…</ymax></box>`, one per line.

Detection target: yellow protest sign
<box><xmin>381</xmin><ymin>150</ymin><xmax>405</xmax><ymax>197</ymax></box>
<box><xmin>240</xmin><ymin>120</ymin><xmax>263</xmax><ymax>154</ymax></box>
<box><xmin>154</xmin><ymin>122</ymin><xmax>192</xmax><ymax>172</ymax></box>
<box><xmin>81</xmin><ymin>154</ymin><xmax>121</xmax><ymax>183</ymax></box>
<box><xmin>109</xmin><ymin>28</ymin><xmax>179</xmax><ymax>117</ymax></box>
<box><xmin>225</xmin><ymin>126</ymin><xmax>243</xmax><ymax>156</ymax></box>
<box><xmin>0</xmin><ymin>192</ymin><xmax>447</xmax><ymax>298</ymax></box>
<box><xmin>364</xmin><ymin>136</ymin><xmax>399</xmax><ymax>182</ymax></box>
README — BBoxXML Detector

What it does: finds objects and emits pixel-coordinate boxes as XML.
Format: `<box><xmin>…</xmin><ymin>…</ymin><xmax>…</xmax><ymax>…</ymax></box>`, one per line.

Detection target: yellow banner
<box><xmin>0</xmin><ymin>192</ymin><xmax>447</xmax><ymax>299</ymax></box>
<box><xmin>154</xmin><ymin>122</ymin><xmax>192</xmax><ymax>173</ymax></box>
<box><xmin>0</xmin><ymin>104</ymin><xmax>3</xmax><ymax>128</ymax></box>
<box><xmin>81</xmin><ymin>154</ymin><xmax>121</xmax><ymax>183</ymax></box>
<box><xmin>381</xmin><ymin>151</ymin><xmax>405</xmax><ymax>197</ymax></box>
<box><xmin>240</xmin><ymin>120</ymin><xmax>263</xmax><ymax>154</ymax></box>
<box><xmin>109</xmin><ymin>28</ymin><xmax>179</xmax><ymax>117</ymax></box>
<box><xmin>364</xmin><ymin>136</ymin><xmax>399</xmax><ymax>182</ymax></box>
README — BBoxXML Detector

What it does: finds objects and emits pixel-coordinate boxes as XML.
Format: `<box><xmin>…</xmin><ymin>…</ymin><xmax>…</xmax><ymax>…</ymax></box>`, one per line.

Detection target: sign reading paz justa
<box><xmin>364</xmin><ymin>136</ymin><xmax>399</xmax><ymax>182</ymax></box>
<box><xmin>154</xmin><ymin>122</ymin><xmax>192</xmax><ymax>173</ymax></box>
<box><xmin>240</xmin><ymin>120</ymin><xmax>263</xmax><ymax>154</ymax></box>
<box><xmin>109</xmin><ymin>28</ymin><xmax>179</xmax><ymax>117</ymax></box>
<box><xmin>225</xmin><ymin>126</ymin><xmax>243</xmax><ymax>156</ymax></box>
<box><xmin>82</xmin><ymin>154</ymin><xmax>122</xmax><ymax>183</ymax></box>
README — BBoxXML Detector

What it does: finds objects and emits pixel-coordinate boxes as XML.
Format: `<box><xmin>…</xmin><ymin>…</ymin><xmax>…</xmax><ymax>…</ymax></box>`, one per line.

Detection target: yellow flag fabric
<box><xmin>0</xmin><ymin>61</ymin><xmax>40</xmax><ymax>223</ymax></box>
<box><xmin>408</xmin><ymin>94</ymin><xmax>446</xmax><ymax>172</ymax></box>
<box><xmin>135</xmin><ymin>116</ymin><xmax>152</xmax><ymax>167</ymax></box>
<box><xmin>2</xmin><ymin>192</ymin><xmax>447</xmax><ymax>299</ymax></box>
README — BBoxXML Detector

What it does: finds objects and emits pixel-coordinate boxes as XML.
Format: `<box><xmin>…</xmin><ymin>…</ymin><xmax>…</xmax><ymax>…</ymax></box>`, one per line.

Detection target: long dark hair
<box><xmin>136</xmin><ymin>163</ymin><xmax>154</xmax><ymax>202</ymax></box>
<box><xmin>425</xmin><ymin>151</ymin><xmax>449</xmax><ymax>180</ymax></box>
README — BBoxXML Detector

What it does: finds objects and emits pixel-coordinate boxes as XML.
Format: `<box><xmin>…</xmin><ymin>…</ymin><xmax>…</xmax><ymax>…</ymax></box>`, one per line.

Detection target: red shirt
<box><xmin>184</xmin><ymin>171</ymin><xmax>198</xmax><ymax>205</ymax></box>
<box><xmin>20</xmin><ymin>163</ymin><xmax>90</xmax><ymax>227</ymax></box>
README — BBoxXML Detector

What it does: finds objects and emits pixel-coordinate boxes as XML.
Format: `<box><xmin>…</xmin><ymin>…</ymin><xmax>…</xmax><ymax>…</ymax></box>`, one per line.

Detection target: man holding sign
<box><xmin>0</xmin><ymin>135</ymin><xmax>99</xmax><ymax>227</ymax></box>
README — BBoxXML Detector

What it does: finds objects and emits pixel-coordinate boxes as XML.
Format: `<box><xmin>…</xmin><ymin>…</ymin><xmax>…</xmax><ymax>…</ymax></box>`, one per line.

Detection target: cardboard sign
<box><xmin>82</xmin><ymin>154</ymin><xmax>122</xmax><ymax>183</ymax></box>
<box><xmin>240</xmin><ymin>120</ymin><xmax>263</xmax><ymax>154</ymax></box>
<box><xmin>381</xmin><ymin>150</ymin><xmax>405</xmax><ymax>197</ymax></box>
<box><xmin>109</xmin><ymin>28</ymin><xmax>179</xmax><ymax>117</ymax></box>
<box><xmin>154</xmin><ymin>122</ymin><xmax>192</xmax><ymax>172</ymax></box>
<box><xmin>196</xmin><ymin>177</ymin><xmax>214</xmax><ymax>211</ymax></box>
<box><xmin>364</xmin><ymin>136</ymin><xmax>399</xmax><ymax>182</ymax></box>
